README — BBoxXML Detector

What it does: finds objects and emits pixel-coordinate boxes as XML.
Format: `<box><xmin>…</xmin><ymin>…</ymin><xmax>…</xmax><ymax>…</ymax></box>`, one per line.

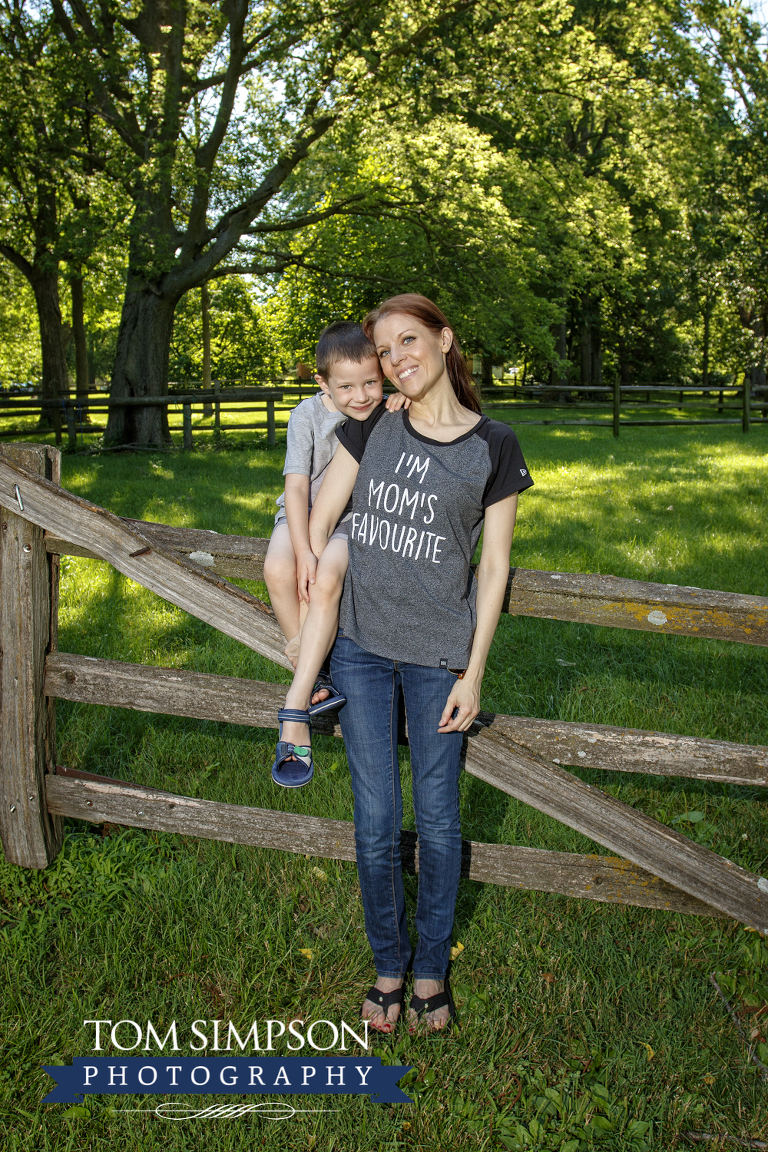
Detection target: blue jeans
<box><xmin>330</xmin><ymin>635</ymin><xmax>463</xmax><ymax>980</ymax></box>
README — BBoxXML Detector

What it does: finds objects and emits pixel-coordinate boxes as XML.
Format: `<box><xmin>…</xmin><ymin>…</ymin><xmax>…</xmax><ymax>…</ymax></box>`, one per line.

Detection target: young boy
<box><xmin>264</xmin><ymin>321</ymin><xmax>398</xmax><ymax>788</ymax></box>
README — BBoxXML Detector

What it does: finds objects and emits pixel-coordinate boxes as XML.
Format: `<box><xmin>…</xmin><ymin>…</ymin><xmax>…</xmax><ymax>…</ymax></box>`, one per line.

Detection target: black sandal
<box><xmin>408</xmin><ymin>978</ymin><xmax>455</xmax><ymax>1033</ymax></box>
<box><xmin>362</xmin><ymin>983</ymin><xmax>405</xmax><ymax>1033</ymax></box>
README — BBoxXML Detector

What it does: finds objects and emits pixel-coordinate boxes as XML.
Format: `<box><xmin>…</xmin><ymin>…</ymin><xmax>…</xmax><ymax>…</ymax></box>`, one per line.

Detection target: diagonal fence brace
<box><xmin>0</xmin><ymin>457</ymin><xmax>291</xmax><ymax>670</ymax></box>
<box><xmin>465</xmin><ymin>725</ymin><xmax>768</xmax><ymax>931</ymax></box>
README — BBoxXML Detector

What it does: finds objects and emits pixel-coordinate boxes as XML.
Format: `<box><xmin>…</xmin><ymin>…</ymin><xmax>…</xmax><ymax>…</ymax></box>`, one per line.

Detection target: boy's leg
<box><xmin>263</xmin><ymin>522</ymin><xmax>301</xmax><ymax>652</ymax></box>
<box><xmin>279</xmin><ymin>538</ymin><xmax>348</xmax><ymax>751</ymax></box>
<box><xmin>284</xmin><ymin>600</ymin><xmax>309</xmax><ymax>665</ymax></box>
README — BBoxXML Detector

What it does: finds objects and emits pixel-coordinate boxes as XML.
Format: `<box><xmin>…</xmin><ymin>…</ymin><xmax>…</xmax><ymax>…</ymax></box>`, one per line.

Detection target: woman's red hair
<box><xmin>362</xmin><ymin>294</ymin><xmax>481</xmax><ymax>414</ymax></box>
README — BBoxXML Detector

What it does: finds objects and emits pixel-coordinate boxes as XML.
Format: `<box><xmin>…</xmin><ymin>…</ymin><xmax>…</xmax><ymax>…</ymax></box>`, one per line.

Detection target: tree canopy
<box><xmin>0</xmin><ymin>0</ymin><xmax>765</xmax><ymax>439</ymax></box>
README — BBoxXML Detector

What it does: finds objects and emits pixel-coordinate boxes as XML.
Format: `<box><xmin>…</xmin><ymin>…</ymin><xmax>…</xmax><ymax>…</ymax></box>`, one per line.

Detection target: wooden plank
<box><xmin>0</xmin><ymin>458</ymin><xmax>291</xmax><ymax>671</ymax></box>
<box><xmin>45</xmin><ymin>520</ymin><xmax>269</xmax><ymax>581</ymax></box>
<box><xmin>45</xmin><ymin>770</ymin><xmax>723</xmax><ymax>917</ymax></box>
<box><xmin>504</xmin><ymin>567</ymin><xmax>768</xmax><ymax>646</ymax></box>
<box><xmin>45</xmin><ymin>524</ymin><xmax>768</xmax><ymax>645</ymax></box>
<box><xmin>44</xmin><ymin>653</ymin><xmax>768</xmax><ymax>786</ymax></box>
<box><xmin>489</xmin><ymin>713</ymin><xmax>768</xmax><ymax>787</ymax></box>
<box><xmin>0</xmin><ymin>445</ymin><xmax>63</xmax><ymax>867</ymax></box>
<box><xmin>463</xmin><ymin>726</ymin><xmax>768</xmax><ymax>931</ymax></box>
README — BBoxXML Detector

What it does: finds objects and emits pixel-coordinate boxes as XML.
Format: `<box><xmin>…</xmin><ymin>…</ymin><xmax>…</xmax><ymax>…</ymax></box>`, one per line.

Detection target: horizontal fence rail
<box><xmin>2</xmin><ymin>443</ymin><xmax>768</xmax><ymax>933</ymax></box>
<box><xmin>43</xmin><ymin>520</ymin><xmax>768</xmax><ymax>647</ymax></box>
<box><xmin>39</xmin><ymin>650</ymin><xmax>768</xmax><ymax>929</ymax></box>
<box><xmin>0</xmin><ymin>388</ymin><xmax>286</xmax><ymax>449</ymax></box>
<box><xmin>46</xmin><ymin>769</ymin><xmax>726</xmax><ymax>919</ymax></box>
<box><xmin>2</xmin><ymin>382</ymin><xmax>767</xmax><ymax>448</ymax></box>
<box><xmin>45</xmin><ymin>653</ymin><xmax>768</xmax><ymax>788</ymax></box>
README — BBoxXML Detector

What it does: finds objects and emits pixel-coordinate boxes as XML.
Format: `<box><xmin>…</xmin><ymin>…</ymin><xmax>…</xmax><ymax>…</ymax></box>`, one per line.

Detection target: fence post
<box><xmin>214</xmin><ymin>380</ymin><xmax>221</xmax><ymax>437</ymax></box>
<box><xmin>183</xmin><ymin>402</ymin><xmax>193</xmax><ymax>449</ymax></box>
<box><xmin>743</xmin><ymin>374</ymin><xmax>751</xmax><ymax>434</ymax></box>
<box><xmin>52</xmin><ymin>402</ymin><xmax>62</xmax><ymax>446</ymax></box>
<box><xmin>0</xmin><ymin>444</ymin><xmax>63</xmax><ymax>868</ymax></box>
<box><xmin>65</xmin><ymin>402</ymin><xmax>77</xmax><ymax>450</ymax></box>
<box><xmin>613</xmin><ymin>378</ymin><xmax>621</xmax><ymax>437</ymax></box>
<box><xmin>266</xmin><ymin>398</ymin><xmax>276</xmax><ymax>447</ymax></box>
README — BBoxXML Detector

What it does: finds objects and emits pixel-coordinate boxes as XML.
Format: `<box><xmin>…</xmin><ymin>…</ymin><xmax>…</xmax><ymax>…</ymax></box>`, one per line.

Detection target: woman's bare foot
<box><xmin>408</xmin><ymin>979</ymin><xmax>451</xmax><ymax>1032</ymax></box>
<box><xmin>362</xmin><ymin>977</ymin><xmax>404</xmax><ymax>1033</ymax></box>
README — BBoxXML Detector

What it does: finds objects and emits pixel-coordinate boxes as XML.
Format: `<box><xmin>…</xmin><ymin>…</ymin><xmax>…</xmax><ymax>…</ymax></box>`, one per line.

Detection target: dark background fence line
<box><xmin>1</xmin><ymin>378</ymin><xmax>767</xmax><ymax>450</ymax></box>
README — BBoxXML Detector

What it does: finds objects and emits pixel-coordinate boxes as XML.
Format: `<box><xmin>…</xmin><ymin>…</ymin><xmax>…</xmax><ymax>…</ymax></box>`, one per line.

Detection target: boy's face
<box><xmin>316</xmin><ymin>355</ymin><xmax>383</xmax><ymax>420</ymax></box>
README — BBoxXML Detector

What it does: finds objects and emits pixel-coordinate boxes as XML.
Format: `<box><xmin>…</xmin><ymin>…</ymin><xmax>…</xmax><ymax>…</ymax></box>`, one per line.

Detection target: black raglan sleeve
<box><xmin>478</xmin><ymin>420</ymin><xmax>534</xmax><ymax>507</ymax></box>
<box><xmin>334</xmin><ymin>400</ymin><xmax>388</xmax><ymax>463</ymax></box>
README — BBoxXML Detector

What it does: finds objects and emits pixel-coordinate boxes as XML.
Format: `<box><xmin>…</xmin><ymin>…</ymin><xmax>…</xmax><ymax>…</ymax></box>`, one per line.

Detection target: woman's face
<box><xmin>373</xmin><ymin>313</ymin><xmax>452</xmax><ymax>401</ymax></box>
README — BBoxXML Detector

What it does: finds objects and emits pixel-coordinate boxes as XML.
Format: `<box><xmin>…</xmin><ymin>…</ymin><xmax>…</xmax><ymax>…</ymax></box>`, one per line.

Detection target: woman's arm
<box><xmin>438</xmin><ymin>492</ymin><xmax>519</xmax><ymax>733</ymax></box>
<box><xmin>308</xmin><ymin>443</ymin><xmax>360</xmax><ymax>558</ymax></box>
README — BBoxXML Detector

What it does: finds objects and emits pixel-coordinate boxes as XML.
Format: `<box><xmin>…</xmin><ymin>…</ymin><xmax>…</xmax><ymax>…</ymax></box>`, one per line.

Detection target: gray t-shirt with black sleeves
<box><xmin>336</xmin><ymin>407</ymin><xmax>533</xmax><ymax>668</ymax></box>
<box><xmin>275</xmin><ymin>392</ymin><xmax>353</xmax><ymax>523</ymax></box>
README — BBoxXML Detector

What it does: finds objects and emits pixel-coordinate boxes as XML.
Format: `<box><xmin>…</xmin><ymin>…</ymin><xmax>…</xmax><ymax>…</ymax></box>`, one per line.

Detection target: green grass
<box><xmin>1</xmin><ymin>423</ymin><xmax>768</xmax><ymax>1150</ymax></box>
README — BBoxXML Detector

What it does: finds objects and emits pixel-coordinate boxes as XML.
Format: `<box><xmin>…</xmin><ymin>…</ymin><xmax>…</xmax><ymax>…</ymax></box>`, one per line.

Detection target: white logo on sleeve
<box><xmin>520</xmin><ymin>468</ymin><xmax>527</xmax><ymax>475</ymax></box>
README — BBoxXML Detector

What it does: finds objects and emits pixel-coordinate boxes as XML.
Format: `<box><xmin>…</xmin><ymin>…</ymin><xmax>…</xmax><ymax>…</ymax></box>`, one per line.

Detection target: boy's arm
<box><xmin>283</xmin><ymin>473</ymin><xmax>316</xmax><ymax>603</ymax></box>
<box><xmin>309</xmin><ymin>444</ymin><xmax>360</xmax><ymax>557</ymax></box>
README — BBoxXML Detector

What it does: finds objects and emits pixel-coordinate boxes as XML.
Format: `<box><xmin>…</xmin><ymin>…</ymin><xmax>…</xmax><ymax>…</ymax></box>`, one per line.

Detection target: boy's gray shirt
<box><xmin>276</xmin><ymin>392</ymin><xmax>352</xmax><ymax>520</ymax></box>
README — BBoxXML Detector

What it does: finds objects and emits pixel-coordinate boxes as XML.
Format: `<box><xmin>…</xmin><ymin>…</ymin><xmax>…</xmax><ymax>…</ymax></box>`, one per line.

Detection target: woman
<box><xmin>309</xmin><ymin>295</ymin><xmax>533</xmax><ymax>1032</ymax></box>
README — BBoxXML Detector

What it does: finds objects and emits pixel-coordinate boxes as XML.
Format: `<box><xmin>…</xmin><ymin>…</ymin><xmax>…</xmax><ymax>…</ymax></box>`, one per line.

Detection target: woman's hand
<box><xmin>437</xmin><ymin>673</ymin><xmax>481</xmax><ymax>733</ymax></box>
<box><xmin>296</xmin><ymin>549</ymin><xmax>318</xmax><ymax>604</ymax></box>
<box><xmin>385</xmin><ymin>390</ymin><xmax>411</xmax><ymax>413</ymax></box>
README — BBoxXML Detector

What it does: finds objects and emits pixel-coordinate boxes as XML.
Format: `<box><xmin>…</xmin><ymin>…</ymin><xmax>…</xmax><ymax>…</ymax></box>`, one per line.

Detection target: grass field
<box><xmin>1</xmin><ymin>420</ymin><xmax>768</xmax><ymax>1151</ymax></box>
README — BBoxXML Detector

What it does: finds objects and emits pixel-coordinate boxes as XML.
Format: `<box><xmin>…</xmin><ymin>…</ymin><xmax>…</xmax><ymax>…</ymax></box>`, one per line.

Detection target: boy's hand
<box><xmin>297</xmin><ymin>549</ymin><xmax>318</xmax><ymax>604</ymax></box>
<box><xmin>385</xmin><ymin>391</ymin><xmax>411</xmax><ymax>412</ymax></box>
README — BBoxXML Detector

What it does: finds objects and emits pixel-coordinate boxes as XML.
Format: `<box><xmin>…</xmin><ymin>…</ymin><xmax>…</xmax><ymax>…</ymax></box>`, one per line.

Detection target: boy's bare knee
<box><xmin>264</xmin><ymin>554</ymin><xmax>295</xmax><ymax>590</ymax></box>
<box><xmin>313</xmin><ymin>569</ymin><xmax>344</xmax><ymax>603</ymax></box>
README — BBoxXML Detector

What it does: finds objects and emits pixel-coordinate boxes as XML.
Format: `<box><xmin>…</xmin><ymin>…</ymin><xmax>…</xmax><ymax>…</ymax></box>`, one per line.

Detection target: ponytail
<box><xmin>363</xmin><ymin>294</ymin><xmax>481</xmax><ymax>414</ymax></box>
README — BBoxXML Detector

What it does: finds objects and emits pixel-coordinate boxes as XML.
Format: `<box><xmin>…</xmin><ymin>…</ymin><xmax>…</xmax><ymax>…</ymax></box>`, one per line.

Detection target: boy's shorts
<box><xmin>273</xmin><ymin>510</ymin><xmax>350</xmax><ymax>543</ymax></box>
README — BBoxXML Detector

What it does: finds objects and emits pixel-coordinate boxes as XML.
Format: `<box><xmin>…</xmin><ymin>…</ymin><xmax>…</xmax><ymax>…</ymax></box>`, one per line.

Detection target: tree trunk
<box><xmin>202</xmin><ymin>283</ymin><xmax>212</xmax><ymax>417</ymax></box>
<box><xmin>71</xmin><ymin>273</ymin><xmax>89</xmax><ymax>416</ymax></box>
<box><xmin>619</xmin><ymin>332</ymin><xmax>631</xmax><ymax>386</ymax></box>
<box><xmin>702</xmin><ymin>299</ymin><xmax>711</xmax><ymax>389</ymax></box>
<box><xmin>106</xmin><ymin>289</ymin><xmax>177</xmax><ymax>446</ymax></box>
<box><xmin>592</xmin><ymin>303</ymin><xmax>602</xmax><ymax>389</ymax></box>
<box><xmin>579</xmin><ymin>295</ymin><xmax>592</xmax><ymax>388</ymax></box>
<box><xmin>550</xmin><ymin>319</ymin><xmax>568</xmax><ymax>391</ymax></box>
<box><xmin>30</xmin><ymin>269</ymin><xmax>68</xmax><ymax>429</ymax></box>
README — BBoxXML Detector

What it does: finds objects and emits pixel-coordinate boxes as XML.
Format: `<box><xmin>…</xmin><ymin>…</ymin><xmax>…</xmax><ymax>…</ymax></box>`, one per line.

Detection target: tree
<box><xmin>264</xmin><ymin>0</ymin><xmax>717</xmax><ymax>385</ymax></box>
<box><xmin>47</xmin><ymin>0</ymin><xmax>485</xmax><ymax>446</ymax></box>
<box><xmin>0</xmin><ymin>3</ymin><xmax>72</xmax><ymax>413</ymax></box>
<box><xmin>0</xmin><ymin>1</ymin><xmax>125</xmax><ymax>420</ymax></box>
<box><xmin>169</xmin><ymin>277</ymin><xmax>281</xmax><ymax>382</ymax></box>
<box><xmin>692</xmin><ymin>0</ymin><xmax>768</xmax><ymax>395</ymax></box>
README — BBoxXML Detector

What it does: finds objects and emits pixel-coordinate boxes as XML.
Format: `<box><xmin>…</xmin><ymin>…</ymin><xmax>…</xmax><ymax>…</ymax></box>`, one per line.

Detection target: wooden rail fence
<box><xmin>2</xmin><ymin>380</ymin><xmax>767</xmax><ymax>449</ymax></box>
<box><xmin>0</xmin><ymin>388</ymin><xmax>285</xmax><ymax>450</ymax></box>
<box><xmin>480</xmin><ymin>381</ymin><xmax>768</xmax><ymax>435</ymax></box>
<box><xmin>2</xmin><ymin>444</ymin><xmax>768</xmax><ymax>931</ymax></box>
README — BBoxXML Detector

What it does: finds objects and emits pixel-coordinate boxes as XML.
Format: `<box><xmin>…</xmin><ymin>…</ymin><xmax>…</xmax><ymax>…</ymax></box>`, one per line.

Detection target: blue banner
<box><xmin>42</xmin><ymin>1056</ymin><xmax>413</xmax><ymax>1105</ymax></box>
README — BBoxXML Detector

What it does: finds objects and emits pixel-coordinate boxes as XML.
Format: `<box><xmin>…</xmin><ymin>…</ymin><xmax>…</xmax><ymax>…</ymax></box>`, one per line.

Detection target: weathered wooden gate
<box><xmin>2</xmin><ymin>444</ymin><xmax>768</xmax><ymax>930</ymax></box>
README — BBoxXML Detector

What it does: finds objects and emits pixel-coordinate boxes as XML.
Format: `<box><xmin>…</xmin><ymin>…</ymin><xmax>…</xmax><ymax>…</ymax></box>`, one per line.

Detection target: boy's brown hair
<box><xmin>315</xmin><ymin>321</ymin><xmax>378</xmax><ymax>379</ymax></box>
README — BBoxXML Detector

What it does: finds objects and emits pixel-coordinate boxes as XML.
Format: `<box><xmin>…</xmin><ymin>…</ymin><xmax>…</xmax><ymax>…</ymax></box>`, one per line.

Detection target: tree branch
<box><xmin>0</xmin><ymin>240</ymin><xmax>35</xmax><ymax>282</ymax></box>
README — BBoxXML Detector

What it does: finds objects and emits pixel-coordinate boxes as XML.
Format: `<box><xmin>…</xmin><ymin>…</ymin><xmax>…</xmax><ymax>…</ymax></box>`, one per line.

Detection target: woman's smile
<box><xmin>397</xmin><ymin>364</ymin><xmax>419</xmax><ymax>384</ymax></box>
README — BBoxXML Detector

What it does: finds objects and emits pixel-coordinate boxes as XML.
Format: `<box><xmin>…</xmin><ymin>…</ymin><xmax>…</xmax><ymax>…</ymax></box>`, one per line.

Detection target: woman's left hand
<box><xmin>438</xmin><ymin>674</ymin><xmax>481</xmax><ymax>733</ymax></box>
